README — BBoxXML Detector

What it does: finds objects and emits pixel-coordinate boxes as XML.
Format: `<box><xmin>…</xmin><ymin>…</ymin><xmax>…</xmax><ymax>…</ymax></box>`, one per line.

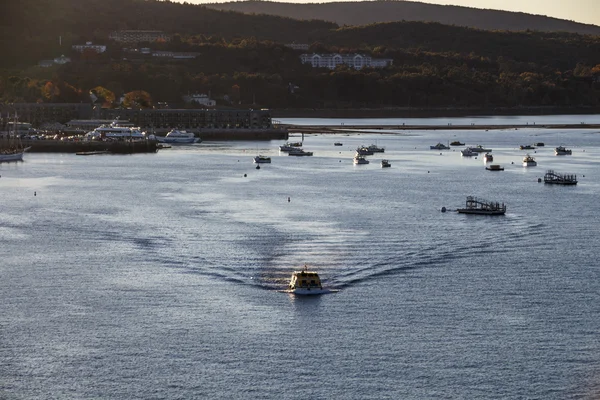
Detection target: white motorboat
<box><xmin>554</xmin><ymin>146</ymin><xmax>572</xmax><ymax>155</ymax></box>
<box><xmin>523</xmin><ymin>154</ymin><xmax>537</xmax><ymax>167</ymax></box>
<box><xmin>156</xmin><ymin>129</ymin><xmax>199</xmax><ymax>144</ymax></box>
<box><xmin>288</xmin><ymin>148</ymin><xmax>313</xmax><ymax>156</ymax></box>
<box><xmin>85</xmin><ymin>120</ymin><xmax>146</xmax><ymax>140</ymax></box>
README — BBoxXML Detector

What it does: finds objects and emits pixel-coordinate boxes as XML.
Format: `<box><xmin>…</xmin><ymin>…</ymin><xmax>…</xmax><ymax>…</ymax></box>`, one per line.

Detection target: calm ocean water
<box><xmin>1</xmin><ymin>116</ymin><xmax>600</xmax><ymax>399</ymax></box>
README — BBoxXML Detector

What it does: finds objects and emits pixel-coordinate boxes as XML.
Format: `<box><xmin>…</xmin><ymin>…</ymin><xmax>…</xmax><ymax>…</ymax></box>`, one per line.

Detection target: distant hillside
<box><xmin>206</xmin><ymin>0</ymin><xmax>600</xmax><ymax>35</ymax></box>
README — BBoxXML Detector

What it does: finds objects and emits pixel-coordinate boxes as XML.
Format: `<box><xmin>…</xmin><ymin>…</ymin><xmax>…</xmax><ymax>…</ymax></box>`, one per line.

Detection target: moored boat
<box><xmin>461</xmin><ymin>147</ymin><xmax>477</xmax><ymax>157</ymax></box>
<box><xmin>468</xmin><ymin>145</ymin><xmax>492</xmax><ymax>153</ymax></box>
<box><xmin>288</xmin><ymin>148</ymin><xmax>313</xmax><ymax>156</ymax></box>
<box><xmin>450</xmin><ymin>141</ymin><xmax>465</xmax><ymax>146</ymax></box>
<box><xmin>523</xmin><ymin>154</ymin><xmax>537</xmax><ymax>167</ymax></box>
<box><xmin>457</xmin><ymin>196</ymin><xmax>506</xmax><ymax>215</ymax></box>
<box><xmin>353</xmin><ymin>154</ymin><xmax>369</xmax><ymax>165</ymax></box>
<box><xmin>156</xmin><ymin>129</ymin><xmax>199</xmax><ymax>144</ymax></box>
<box><xmin>486</xmin><ymin>164</ymin><xmax>504</xmax><ymax>171</ymax></box>
<box><xmin>544</xmin><ymin>170</ymin><xmax>577</xmax><ymax>185</ymax></box>
<box><xmin>430</xmin><ymin>142</ymin><xmax>450</xmax><ymax>150</ymax></box>
<box><xmin>554</xmin><ymin>146</ymin><xmax>572</xmax><ymax>155</ymax></box>
<box><xmin>366</xmin><ymin>144</ymin><xmax>385</xmax><ymax>153</ymax></box>
<box><xmin>381</xmin><ymin>159</ymin><xmax>391</xmax><ymax>168</ymax></box>
<box><xmin>253</xmin><ymin>155</ymin><xmax>271</xmax><ymax>163</ymax></box>
<box><xmin>356</xmin><ymin>146</ymin><xmax>374</xmax><ymax>156</ymax></box>
<box><xmin>334</xmin><ymin>142</ymin><xmax>343</xmax><ymax>146</ymax></box>
<box><xmin>520</xmin><ymin>145</ymin><xmax>535</xmax><ymax>150</ymax></box>
<box><xmin>483</xmin><ymin>153</ymin><xmax>493</xmax><ymax>162</ymax></box>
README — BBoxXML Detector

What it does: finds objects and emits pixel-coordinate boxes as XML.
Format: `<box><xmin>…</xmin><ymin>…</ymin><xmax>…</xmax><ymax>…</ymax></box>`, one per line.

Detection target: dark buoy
<box><xmin>287</xmin><ymin>197</ymin><xmax>291</xmax><ymax>202</ymax></box>
<box><xmin>256</xmin><ymin>165</ymin><xmax>260</xmax><ymax>169</ymax></box>
<box><xmin>441</xmin><ymin>207</ymin><xmax>447</xmax><ymax>213</ymax></box>
<box><xmin>34</xmin><ymin>191</ymin><xmax>36</xmax><ymax>196</ymax></box>
<box><xmin>511</xmin><ymin>161</ymin><xmax>514</xmax><ymax>164</ymax></box>
<box><xmin>538</xmin><ymin>178</ymin><xmax>542</xmax><ymax>183</ymax></box>
<box><xmin>244</xmin><ymin>174</ymin><xmax>247</xmax><ymax>177</ymax></box>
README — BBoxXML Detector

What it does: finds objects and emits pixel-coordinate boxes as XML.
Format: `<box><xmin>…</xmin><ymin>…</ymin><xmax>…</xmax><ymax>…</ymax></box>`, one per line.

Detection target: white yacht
<box><xmin>461</xmin><ymin>148</ymin><xmax>477</xmax><ymax>157</ymax></box>
<box><xmin>157</xmin><ymin>129</ymin><xmax>199</xmax><ymax>144</ymax></box>
<box><xmin>253</xmin><ymin>155</ymin><xmax>271</xmax><ymax>163</ymax></box>
<box><xmin>86</xmin><ymin>121</ymin><xmax>145</xmax><ymax>140</ymax></box>
<box><xmin>554</xmin><ymin>146</ymin><xmax>572</xmax><ymax>155</ymax></box>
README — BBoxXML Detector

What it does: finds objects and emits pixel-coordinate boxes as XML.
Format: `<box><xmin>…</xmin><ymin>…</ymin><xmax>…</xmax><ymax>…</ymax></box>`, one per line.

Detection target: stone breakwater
<box><xmin>282</xmin><ymin>124</ymin><xmax>600</xmax><ymax>135</ymax></box>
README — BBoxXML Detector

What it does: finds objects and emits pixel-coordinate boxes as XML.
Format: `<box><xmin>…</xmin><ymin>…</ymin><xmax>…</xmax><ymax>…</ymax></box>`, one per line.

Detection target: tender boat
<box><xmin>461</xmin><ymin>148</ymin><xmax>477</xmax><ymax>157</ymax></box>
<box><xmin>381</xmin><ymin>159</ymin><xmax>391</xmax><ymax>168</ymax></box>
<box><xmin>535</xmin><ymin>142</ymin><xmax>545</xmax><ymax>147</ymax></box>
<box><xmin>468</xmin><ymin>145</ymin><xmax>492</xmax><ymax>153</ymax></box>
<box><xmin>554</xmin><ymin>146</ymin><xmax>572</xmax><ymax>155</ymax></box>
<box><xmin>287</xmin><ymin>148</ymin><xmax>313</xmax><ymax>156</ymax></box>
<box><xmin>520</xmin><ymin>145</ymin><xmax>535</xmax><ymax>150</ymax></box>
<box><xmin>450</xmin><ymin>141</ymin><xmax>465</xmax><ymax>146</ymax></box>
<box><xmin>544</xmin><ymin>170</ymin><xmax>577</xmax><ymax>185</ymax></box>
<box><xmin>523</xmin><ymin>154</ymin><xmax>537</xmax><ymax>167</ymax></box>
<box><xmin>486</xmin><ymin>164</ymin><xmax>504</xmax><ymax>171</ymax></box>
<box><xmin>253</xmin><ymin>155</ymin><xmax>271</xmax><ymax>163</ymax></box>
<box><xmin>430</xmin><ymin>142</ymin><xmax>450</xmax><ymax>150</ymax></box>
<box><xmin>156</xmin><ymin>129</ymin><xmax>199</xmax><ymax>144</ymax></box>
<box><xmin>334</xmin><ymin>142</ymin><xmax>343</xmax><ymax>146</ymax></box>
<box><xmin>285</xmin><ymin>265</ymin><xmax>332</xmax><ymax>295</ymax></box>
<box><xmin>483</xmin><ymin>153</ymin><xmax>493</xmax><ymax>162</ymax></box>
<box><xmin>353</xmin><ymin>154</ymin><xmax>369</xmax><ymax>165</ymax></box>
<box><xmin>456</xmin><ymin>196</ymin><xmax>506</xmax><ymax>215</ymax></box>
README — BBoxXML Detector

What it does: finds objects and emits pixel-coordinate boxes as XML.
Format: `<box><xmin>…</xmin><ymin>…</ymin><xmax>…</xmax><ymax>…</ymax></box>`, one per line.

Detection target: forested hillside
<box><xmin>206</xmin><ymin>0</ymin><xmax>600</xmax><ymax>35</ymax></box>
<box><xmin>2</xmin><ymin>0</ymin><xmax>600</xmax><ymax>111</ymax></box>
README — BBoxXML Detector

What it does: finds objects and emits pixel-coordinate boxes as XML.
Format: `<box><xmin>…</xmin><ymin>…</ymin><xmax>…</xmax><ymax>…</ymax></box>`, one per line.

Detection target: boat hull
<box><xmin>0</xmin><ymin>148</ymin><xmax>28</xmax><ymax>163</ymax></box>
<box><xmin>457</xmin><ymin>209</ymin><xmax>506</xmax><ymax>215</ymax></box>
<box><xmin>156</xmin><ymin>137</ymin><xmax>198</xmax><ymax>144</ymax></box>
<box><xmin>282</xmin><ymin>288</ymin><xmax>336</xmax><ymax>295</ymax></box>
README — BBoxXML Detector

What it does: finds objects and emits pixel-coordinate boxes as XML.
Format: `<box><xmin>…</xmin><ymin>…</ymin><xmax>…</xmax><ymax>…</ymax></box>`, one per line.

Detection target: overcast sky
<box><xmin>184</xmin><ymin>0</ymin><xmax>600</xmax><ymax>26</ymax></box>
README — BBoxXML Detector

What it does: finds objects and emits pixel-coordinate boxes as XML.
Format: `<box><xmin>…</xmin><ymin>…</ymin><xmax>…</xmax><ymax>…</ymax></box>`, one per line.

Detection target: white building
<box><xmin>183</xmin><ymin>94</ymin><xmax>216</xmax><ymax>107</ymax></box>
<box><xmin>72</xmin><ymin>42</ymin><xmax>106</xmax><ymax>53</ymax></box>
<box><xmin>300</xmin><ymin>53</ymin><xmax>393</xmax><ymax>70</ymax></box>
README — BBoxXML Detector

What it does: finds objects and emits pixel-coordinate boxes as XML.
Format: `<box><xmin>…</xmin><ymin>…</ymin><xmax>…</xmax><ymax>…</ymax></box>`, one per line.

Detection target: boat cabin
<box><xmin>289</xmin><ymin>266</ymin><xmax>323</xmax><ymax>290</ymax></box>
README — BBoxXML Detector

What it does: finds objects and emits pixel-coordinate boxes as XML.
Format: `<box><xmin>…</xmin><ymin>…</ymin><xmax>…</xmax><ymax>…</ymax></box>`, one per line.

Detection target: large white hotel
<box><xmin>300</xmin><ymin>53</ymin><xmax>393</xmax><ymax>70</ymax></box>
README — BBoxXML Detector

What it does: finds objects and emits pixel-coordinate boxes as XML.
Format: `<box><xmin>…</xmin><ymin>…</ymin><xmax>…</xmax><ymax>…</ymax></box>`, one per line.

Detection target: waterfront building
<box><xmin>0</xmin><ymin>104</ymin><xmax>93</xmax><ymax>126</ymax></box>
<box><xmin>182</xmin><ymin>94</ymin><xmax>216</xmax><ymax>107</ymax></box>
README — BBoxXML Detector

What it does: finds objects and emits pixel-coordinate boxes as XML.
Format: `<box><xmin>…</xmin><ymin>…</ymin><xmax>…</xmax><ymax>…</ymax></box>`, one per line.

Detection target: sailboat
<box><xmin>0</xmin><ymin>114</ymin><xmax>31</xmax><ymax>163</ymax></box>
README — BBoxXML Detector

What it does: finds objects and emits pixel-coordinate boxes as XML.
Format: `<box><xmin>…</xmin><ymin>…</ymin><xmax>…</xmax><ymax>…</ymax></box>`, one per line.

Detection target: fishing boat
<box><xmin>353</xmin><ymin>154</ymin><xmax>369</xmax><ymax>165</ymax></box>
<box><xmin>366</xmin><ymin>144</ymin><xmax>385</xmax><ymax>153</ymax></box>
<box><xmin>334</xmin><ymin>142</ymin><xmax>343</xmax><ymax>146</ymax></box>
<box><xmin>285</xmin><ymin>265</ymin><xmax>332</xmax><ymax>295</ymax></box>
<box><xmin>554</xmin><ymin>146</ymin><xmax>572</xmax><ymax>155</ymax></box>
<box><xmin>450</xmin><ymin>141</ymin><xmax>465</xmax><ymax>146</ymax></box>
<box><xmin>523</xmin><ymin>154</ymin><xmax>537</xmax><ymax>167</ymax></box>
<box><xmin>461</xmin><ymin>148</ymin><xmax>477</xmax><ymax>157</ymax></box>
<box><xmin>519</xmin><ymin>145</ymin><xmax>536</xmax><ymax>150</ymax></box>
<box><xmin>544</xmin><ymin>170</ymin><xmax>577</xmax><ymax>185</ymax></box>
<box><xmin>287</xmin><ymin>148</ymin><xmax>313</xmax><ymax>156</ymax></box>
<box><xmin>430</xmin><ymin>142</ymin><xmax>450</xmax><ymax>150</ymax></box>
<box><xmin>483</xmin><ymin>153</ymin><xmax>494</xmax><ymax>162</ymax></box>
<box><xmin>456</xmin><ymin>196</ymin><xmax>506</xmax><ymax>215</ymax></box>
<box><xmin>535</xmin><ymin>142</ymin><xmax>545</xmax><ymax>147</ymax></box>
<box><xmin>253</xmin><ymin>155</ymin><xmax>271</xmax><ymax>163</ymax></box>
<box><xmin>381</xmin><ymin>159</ymin><xmax>391</xmax><ymax>168</ymax></box>
<box><xmin>356</xmin><ymin>146</ymin><xmax>374</xmax><ymax>156</ymax></box>
<box><xmin>486</xmin><ymin>164</ymin><xmax>504</xmax><ymax>171</ymax></box>
<box><xmin>468</xmin><ymin>145</ymin><xmax>492</xmax><ymax>153</ymax></box>
<box><xmin>279</xmin><ymin>142</ymin><xmax>302</xmax><ymax>152</ymax></box>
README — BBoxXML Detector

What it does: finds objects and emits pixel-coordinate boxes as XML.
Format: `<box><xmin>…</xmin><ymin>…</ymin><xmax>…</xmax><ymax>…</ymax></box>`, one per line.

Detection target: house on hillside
<box><xmin>300</xmin><ymin>53</ymin><xmax>393</xmax><ymax>70</ymax></box>
<box><xmin>72</xmin><ymin>42</ymin><xmax>106</xmax><ymax>53</ymax></box>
